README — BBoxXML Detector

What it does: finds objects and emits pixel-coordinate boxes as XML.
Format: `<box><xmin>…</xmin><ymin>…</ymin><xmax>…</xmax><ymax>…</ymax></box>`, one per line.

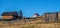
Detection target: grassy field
<box><xmin>0</xmin><ymin>23</ymin><xmax>59</xmax><ymax>28</ymax></box>
<box><xmin>0</xmin><ymin>21</ymin><xmax>59</xmax><ymax>28</ymax></box>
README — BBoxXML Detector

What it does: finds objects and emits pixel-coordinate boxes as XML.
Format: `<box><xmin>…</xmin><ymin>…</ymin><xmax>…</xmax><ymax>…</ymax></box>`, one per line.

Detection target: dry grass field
<box><xmin>0</xmin><ymin>23</ymin><xmax>59</xmax><ymax>28</ymax></box>
<box><xmin>0</xmin><ymin>20</ymin><xmax>59</xmax><ymax>28</ymax></box>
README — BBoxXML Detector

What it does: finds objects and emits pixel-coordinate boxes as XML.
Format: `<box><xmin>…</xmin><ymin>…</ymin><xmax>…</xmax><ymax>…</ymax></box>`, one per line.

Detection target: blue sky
<box><xmin>0</xmin><ymin>0</ymin><xmax>60</xmax><ymax>17</ymax></box>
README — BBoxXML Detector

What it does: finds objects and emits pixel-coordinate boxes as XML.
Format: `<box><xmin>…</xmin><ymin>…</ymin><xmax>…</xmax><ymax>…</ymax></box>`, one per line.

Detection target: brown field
<box><xmin>0</xmin><ymin>21</ymin><xmax>59</xmax><ymax>28</ymax></box>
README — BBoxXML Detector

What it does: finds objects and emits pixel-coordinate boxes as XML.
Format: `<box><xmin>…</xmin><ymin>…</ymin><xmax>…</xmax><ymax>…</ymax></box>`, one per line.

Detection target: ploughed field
<box><xmin>0</xmin><ymin>20</ymin><xmax>59</xmax><ymax>28</ymax></box>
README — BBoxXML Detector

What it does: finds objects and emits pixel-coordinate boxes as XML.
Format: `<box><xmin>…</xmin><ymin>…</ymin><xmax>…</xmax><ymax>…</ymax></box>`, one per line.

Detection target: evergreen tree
<box><xmin>18</xmin><ymin>10</ymin><xmax>23</xmax><ymax>19</ymax></box>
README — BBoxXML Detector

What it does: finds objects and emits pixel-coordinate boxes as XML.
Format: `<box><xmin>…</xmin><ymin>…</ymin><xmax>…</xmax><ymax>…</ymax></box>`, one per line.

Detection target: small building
<box><xmin>58</xmin><ymin>12</ymin><xmax>60</xmax><ymax>22</ymax></box>
<box><xmin>1</xmin><ymin>11</ymin><xmax>18</xmax><ymax>20</ymax></box>
<box><xmin>44</xmin><ymin>12</ymin><xmax>58</xmax><ymax>22</ymax></box>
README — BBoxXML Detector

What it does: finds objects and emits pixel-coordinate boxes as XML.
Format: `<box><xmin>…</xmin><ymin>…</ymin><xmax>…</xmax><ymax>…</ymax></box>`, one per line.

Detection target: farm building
<box><xmin>1</xmin><ymin>11</ymin><xmax>18</xmax><ymax>20</ymax></box>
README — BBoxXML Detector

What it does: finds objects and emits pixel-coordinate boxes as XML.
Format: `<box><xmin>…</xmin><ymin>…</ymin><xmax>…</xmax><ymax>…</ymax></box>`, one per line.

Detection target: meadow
<box><xmin>0</xmin><ymin>20</ymin><xmax>59</xmax><ymax>28</ymax></box>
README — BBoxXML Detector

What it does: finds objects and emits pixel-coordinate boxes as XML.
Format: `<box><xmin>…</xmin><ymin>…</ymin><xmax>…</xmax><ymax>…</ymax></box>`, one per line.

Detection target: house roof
<box><xmin>1</xmin><ymin>12</ymin><xmax>17</xmax><ymax>16</ymax></box>
<box><xmin>33</xmin><ymin>13</ymin><xmax>40</xmax><ymax>17</ymax></box>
